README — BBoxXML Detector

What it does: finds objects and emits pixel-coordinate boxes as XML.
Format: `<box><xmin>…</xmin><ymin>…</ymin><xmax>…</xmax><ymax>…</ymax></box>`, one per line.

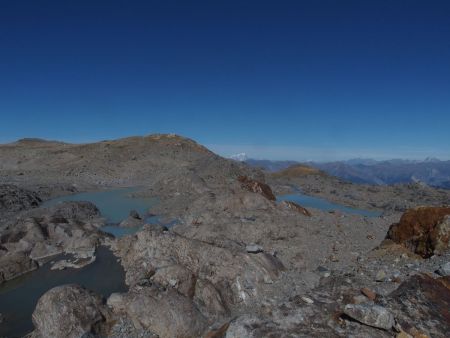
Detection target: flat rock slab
<box><xmin>344</xmin><ymin>303</ymin><xmax>395</xmax><ymax>330</ymax></box>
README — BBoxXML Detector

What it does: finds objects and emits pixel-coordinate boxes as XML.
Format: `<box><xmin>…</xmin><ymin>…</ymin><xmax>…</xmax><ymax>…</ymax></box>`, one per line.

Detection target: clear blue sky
<box><xmin>1</xmin><ymin>0</ymin><xmax>449</xmax><ymax>160</ymax></box>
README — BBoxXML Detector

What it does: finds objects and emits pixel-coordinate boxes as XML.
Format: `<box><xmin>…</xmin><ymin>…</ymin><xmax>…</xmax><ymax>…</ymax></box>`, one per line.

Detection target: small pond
<box><xmin>42</xmin><ymin>187</ymin><xmax>158</xmax><ymax>223</ymax></box>
<box><xmin>1</xmin><ymin>187</ymin><xmax>163</xmax><ymax>337</ymax></box>
<box><xmin>277</xmin><ymin>191</ymin><xmax>382</xmax><ymax>217</ymax></box>
<box><xmin>0</xmin><ymin>246</ymin><xmax>126</xmax><ymax>338</ymax></box>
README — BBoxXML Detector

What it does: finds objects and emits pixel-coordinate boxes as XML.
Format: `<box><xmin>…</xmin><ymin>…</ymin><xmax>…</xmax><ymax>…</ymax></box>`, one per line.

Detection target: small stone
<box><xmin>352</xmin><ymin>295</ymin><xmax>368</xmax><ymax>304</ymax></box>
<box><xmin>409</xmin><ymin>327</ymin><xmax>430</xmax><ymax>338</ymax></box>
<box><xmin>301</xmin><ymin>296</ymin><xmax>314</xmax><ymax>304</ymax></box>
<box><xmin>343</xmin><ymin>303</ymin><xmax>395</xmax><ymax>330</ymax></box>
<box><xmin>436</xmin><ymin>262</ymin><xmax>450</xmax><ymax>276</ymax></box>
<box><xmin>129</xmin><ymin>209</ymin><xmax>141</xmax><ymax>219</ymax></box>
<box><xmin>317</xmin><ymin>266</ymin><xmax>331</xmax><ymax>277</ymax></box>
<box><xmin>246</xmin><ymin>244</ymin><xmax>263</xmax><ymax>254</ymax></box>
<box><xmin>392</xmin><ymin>270</ymin><xmax>401</xmax><ymax>279</ymax></box>
<box><xmin>375</xmin><ymin>270</ymin><xmax>386</xmax><ymax>282</ymax></box>
<box><xmin>360</xmin><ymin>287</ymin><xmax>377</xmax><ymax>301</ymax></box>
<box><xmin>317</xmin><ymin>266</ymin><xmax>328</xmax><ymax>272</ymax></box>
<box><xmin>330</xmin><ymin>255</ymin><xmax>339</xmax><ymax>262</ymax></box>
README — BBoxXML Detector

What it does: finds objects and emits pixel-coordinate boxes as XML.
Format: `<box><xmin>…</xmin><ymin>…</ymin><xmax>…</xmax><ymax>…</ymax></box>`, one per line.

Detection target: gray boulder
<box><xmin>31</xmin><ymin>284</ymin><xmax>111</xmax><ymax>338</ymax></box>
<box><xmin>107</xmin><ymin>287</ymin><xmax>207</xmax><ymax>338</ymax></box>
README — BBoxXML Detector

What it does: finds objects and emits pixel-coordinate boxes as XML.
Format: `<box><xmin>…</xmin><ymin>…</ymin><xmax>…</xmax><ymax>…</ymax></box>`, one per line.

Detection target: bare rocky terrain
<box><xmin>269</xmin><ymin>165</ymin><xmax>450</xmax><ymax>213</ymax></box>
<box><xmin>1</xmin><ymin>135</ymin><xmax>450</xmax><ymax>338</ymax></box>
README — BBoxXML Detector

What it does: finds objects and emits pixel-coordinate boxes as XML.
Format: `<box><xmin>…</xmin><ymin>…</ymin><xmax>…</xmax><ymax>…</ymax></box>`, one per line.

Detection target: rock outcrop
<box><xmin>0</xmin><ymin>201</ymin><xmax>106</xmax><ymax>283</ymax></box>
<box><xmin>386</xmin><ymin>206</ymin><xmax>450</xmax><ymax>257</ymax></box>
<box><xmin>0</xmin><ymin>251</ymin><xmax>38</xmax><ymax>283</ymax></box>
<box><xmin>387</xmin><ymin>274</ymin><xmax>450</xmax><ymax>337</ymax></box>
<box><xmin>0</xmin><ymin>184</ymin><xmax>41</xmax><ymax>215</ymax></box>
<box><xmin>278</xmin><ymin>200</ymin><xmax>312</xmax><ymax>216</ymax></box>
<box><xmin>238</xmin><ymin>176</ymin><xmax>276</xmax><ymax>201</ymax></box>
<box><xmin>31</xmin><ymin>284</ymin><xmax>111</xmax><ymax>338</ymax></box>
<box><xmin>112</xmin><ymin>225</ymin><xmax>284</xmax><ymax>321</ymax></box>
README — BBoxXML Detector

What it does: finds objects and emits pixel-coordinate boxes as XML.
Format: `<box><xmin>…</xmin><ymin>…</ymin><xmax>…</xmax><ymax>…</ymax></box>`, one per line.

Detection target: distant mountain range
<box><xmin>242</xmin><ymin>158</ymin><xmax>450</xmax><ymax>189</ymax></box>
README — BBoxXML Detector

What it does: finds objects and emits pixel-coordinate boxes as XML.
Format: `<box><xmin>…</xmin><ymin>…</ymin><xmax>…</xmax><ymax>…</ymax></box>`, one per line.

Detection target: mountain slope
<box><xmin>0</xmin><ymin>134</ymin><xmax>259</xmax><ymax>190</ymax></box>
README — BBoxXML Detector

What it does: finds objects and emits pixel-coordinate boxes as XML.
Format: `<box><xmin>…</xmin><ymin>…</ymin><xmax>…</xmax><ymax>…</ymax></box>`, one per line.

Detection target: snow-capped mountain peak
<box><xmin>230</xmin><ymin>153</ymin><xmax>248</xmax><ymax>162</ymax></box>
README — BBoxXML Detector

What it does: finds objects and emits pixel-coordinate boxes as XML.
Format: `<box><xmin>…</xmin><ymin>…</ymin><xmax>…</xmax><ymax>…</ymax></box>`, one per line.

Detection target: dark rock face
<box><xmin>45</xmin><ymin>201</ymin><xmax>101</xmax><ymax>221</ymax></box>
<box><xmin>238</xmin><ymin>176</ymin><xmax>276</xmax><ymax>201</ymax></box>
<box><xmin>387</xmin><ymin>274</ymin><xmax>450</xmax><ymax>337</ymax></box>
<box><xmin>0</xmin><ymin>184</ymin><xmax>41</xmax><ymax>215</ymax></box>
<box><xmin>386</xmin><ymin>207</ymin><xmax>450</xmax><ymax>257</ymax></box>
<box><xmin>0</xmin><ymin>251</ymin><xmax>38</xmax><ymax>284</ymax></box>
<box><xmin>31</xmin><ymin>284</ymin><xmax>111</xmax><ymax>338</ymax></box>
<box><xmin>129</xmin><ymin>210</ymin><xmax>141</xmax><ymax>219</ymax></box>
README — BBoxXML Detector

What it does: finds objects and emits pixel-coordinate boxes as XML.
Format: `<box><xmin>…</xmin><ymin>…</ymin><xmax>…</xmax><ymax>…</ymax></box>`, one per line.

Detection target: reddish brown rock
<box><xmin>387</xmin><ymin>274</ymin><xmax>450</xmax><ymax>337</ymax></box>
<box><xmin>386</xmin><ymin>206</ymin><xmax>450</xmax><ymax>258</ymax></box>
<box><xmin>361</xmin><ymin>287</ymin><xmax>377</xmax><ymax>301</ymax></box>
<box><xmin>237</xmin><ymin>176</ymin><xmax>276</xmax><ymax>201</ymax></box>
<box><xmin>279</xmin><ymin>200</ymin><xmax>312</xmax><ymax>216</ymax></box>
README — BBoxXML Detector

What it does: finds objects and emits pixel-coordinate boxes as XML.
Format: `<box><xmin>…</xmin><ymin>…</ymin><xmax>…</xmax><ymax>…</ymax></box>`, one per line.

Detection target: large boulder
<box><xmin>386</xmin><ymin>206</ymin><xmax>450</xmax><ymax>258</ymax></box>
<box><xmin>107</xmin><ymin>287</ymin><xmax>207</xmax><ymax>338</ymax></box>
<box><xmin>31</xmin><ymin>284</ymin><xmax>111</xmax><ymax>338</ymax></box>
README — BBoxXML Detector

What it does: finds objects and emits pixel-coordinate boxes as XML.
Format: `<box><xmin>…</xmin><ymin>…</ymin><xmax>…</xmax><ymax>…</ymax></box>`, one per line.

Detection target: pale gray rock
<box><xmin>246</xmin><ymin>243</ymin><xmax>263</xmax><ymax>253</ymax></box>
<box><xmin>375</xmin><ymin>270</ymin><xmax>387</xmax><ymax>282</ymax></box>
<box><xmin>436</xmin><ymin>262</ymin><xmax>450</xmax><ymax>276</ymax></box>
<box><xmin>193</xmin><ymin>278</ymin><xmax>229</xmax><ymax>319</ymax></box>
<box><xmin>113</xmin><ymin>228</ymin><xmax>284</xmax><ymax>307</ymax></box>
<box><xmin>119</xmin><ymin>215</ymin><xmax>143</xmax><ymax>228</ymax></box>
<box><xmin>151</xmin><ymin>264</ymin><xmax>196</xmax><ymax>298</ymax></box>
<box><xmin>344</xmin><ymin>304</ymin><xmax>395</xmax><ymax>330</ymax></box>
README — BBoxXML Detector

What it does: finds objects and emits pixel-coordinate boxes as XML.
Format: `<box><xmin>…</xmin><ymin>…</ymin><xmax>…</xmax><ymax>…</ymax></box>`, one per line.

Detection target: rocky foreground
<box><xmin>1</xmin><ymin>134</ymin><xmax>450</xmax><ymax>338</ymax></box>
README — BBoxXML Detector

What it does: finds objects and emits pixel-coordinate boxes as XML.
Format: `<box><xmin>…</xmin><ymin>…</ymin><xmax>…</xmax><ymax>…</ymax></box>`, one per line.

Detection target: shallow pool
<box><xmin>277</xmin><ymin>192</ymin><xmax>382</xmax><ymax>217</ymax></box>
<box><xmin>0</xmin><ymin>246</ymin><xmax>127</xmax><ymax>338</ymax></box>
<box><xmin>42</xmin><ymin>187</ymin><xmax>158</xmax><ymax>223</ymax></box>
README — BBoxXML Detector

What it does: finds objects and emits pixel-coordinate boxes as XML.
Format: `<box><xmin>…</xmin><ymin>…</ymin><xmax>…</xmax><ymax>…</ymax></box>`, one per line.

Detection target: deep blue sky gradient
<box><xmin>1</xmin><ymin>0</ymin><xmax>449</xmax><ymax>160</ymax></box>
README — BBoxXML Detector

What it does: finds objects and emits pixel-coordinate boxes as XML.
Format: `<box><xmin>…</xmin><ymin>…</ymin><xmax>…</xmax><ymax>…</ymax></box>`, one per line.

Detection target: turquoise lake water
<box><xmin>42</xmin><ymin>187</ymin><xmax>158</xmax><ymax>223</ymax></box>
<box><xmin>0</xmin><ymin>246</ymin><xmax>126</xmax><ymax>338</ymax></box>
<box><xmin>277</xmin><ymin>192</ymin><xmax>382</xmax><ymax>217</ymax></box>
<box><xmin>0</xmin><ymin>188</ymin><xmax>160</xmax><ymax>337</ymax></box>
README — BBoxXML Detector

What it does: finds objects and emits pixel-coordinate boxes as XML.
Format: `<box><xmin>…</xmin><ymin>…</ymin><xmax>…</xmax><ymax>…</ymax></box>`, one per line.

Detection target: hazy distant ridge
<box><xmin>245</xmin><ymin>158</ymin><xmax>450</xmax><ymax>189</ymax></box>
